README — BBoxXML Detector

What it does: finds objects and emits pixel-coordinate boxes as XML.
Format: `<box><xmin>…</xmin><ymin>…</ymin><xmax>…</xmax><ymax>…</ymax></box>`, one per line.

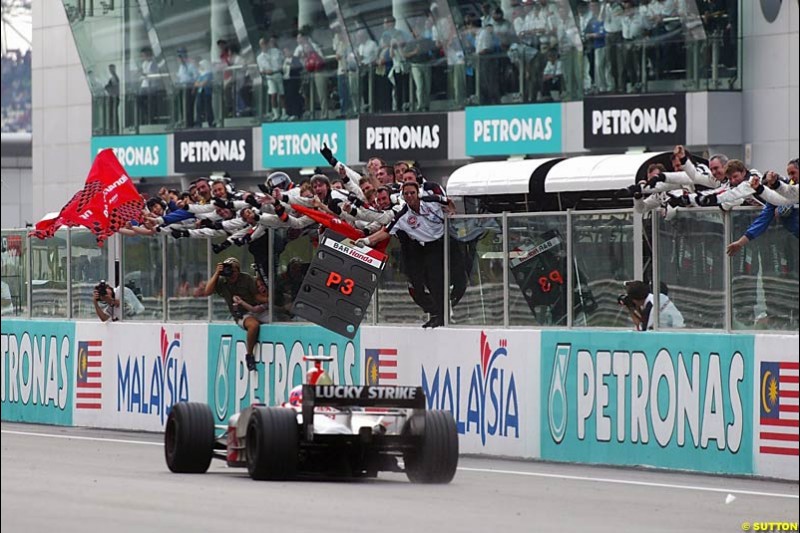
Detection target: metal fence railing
<box><xmin>2</xmin><ymin>206</ymin><xmax>797</xmax><ymax>333</ymax></box>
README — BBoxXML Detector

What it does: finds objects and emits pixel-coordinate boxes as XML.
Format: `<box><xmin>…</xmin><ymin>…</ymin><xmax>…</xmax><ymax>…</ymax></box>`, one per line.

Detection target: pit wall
<box><xmin>1</xmin><ymin>320</ymin><xmax>796</xmax><ymax>480</ymax></box>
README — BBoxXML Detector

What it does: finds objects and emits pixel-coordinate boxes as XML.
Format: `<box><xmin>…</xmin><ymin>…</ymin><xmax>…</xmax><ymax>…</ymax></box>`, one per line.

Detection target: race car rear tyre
<box><xmin>404</xmin><ymin>410</ymin><xmax>459</xmax><ymax>484</ymax></box>
<box><xmin>164</xmin><ymin>402</ymin><xmax>215</xmax><ymax>473</ymax></box>
<box><xmin>246</xmin><ymin>407</ymin><xmax>298</xmax><ymax>481</ymax></box>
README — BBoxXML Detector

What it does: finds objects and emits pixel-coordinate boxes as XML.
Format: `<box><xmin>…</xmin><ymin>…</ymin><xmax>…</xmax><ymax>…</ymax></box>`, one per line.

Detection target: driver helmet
<box><xmin>265</xmin><ymin>171</ymin><xmax>293</xmax><ymax>192</ymax></box>
<box><xmin>288</xmin><ymin>385</ymin><xmax>303</xmax><ymax>407</ymax></box>
<box><xmin>306</xmin><ymin>366</ymin><xmax>333</xmax><ymax>385</ymax></box>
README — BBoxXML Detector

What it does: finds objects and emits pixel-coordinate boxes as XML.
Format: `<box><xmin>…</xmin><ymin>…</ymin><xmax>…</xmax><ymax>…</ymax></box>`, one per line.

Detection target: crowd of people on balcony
<box><xmin>88</xmin><ymin>0</ymin><xmax>738</xmax><ymax>133</ymax></box>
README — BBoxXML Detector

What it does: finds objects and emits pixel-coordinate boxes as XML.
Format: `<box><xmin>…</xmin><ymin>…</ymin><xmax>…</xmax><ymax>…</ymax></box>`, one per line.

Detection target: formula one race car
<box><xmin>164</xmin><ymin>356</ymin><xmax>458</xmax><ymax>483</ymax></box>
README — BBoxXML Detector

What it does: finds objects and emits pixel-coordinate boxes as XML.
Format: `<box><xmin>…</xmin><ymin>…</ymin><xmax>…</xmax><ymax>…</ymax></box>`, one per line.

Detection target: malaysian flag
<box><xmin>759</xmin><ymin>361</ymin><xmax>799</xmax><ymax>456</ymax></box>
<box><xmin>76</xmin><ymin>340</ymin><xmax>103</xmax><ymax>409</ymax></box>
<box><xmin>365</xmin><ymin>348</ymin><xmax>397</xmax><ymax>386</ymax></box>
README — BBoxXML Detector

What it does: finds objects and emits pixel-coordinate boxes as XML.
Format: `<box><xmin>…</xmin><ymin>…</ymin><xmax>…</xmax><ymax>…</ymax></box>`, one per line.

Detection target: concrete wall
<box><xmin>31</xmin><ymin>0</ymin><xmax>92</xmax><ymax>223</ymax></box>
<box><xmin>741</xmin><ymin>0</ymin><xmax>799</xmax><ymax>171</ymax></box>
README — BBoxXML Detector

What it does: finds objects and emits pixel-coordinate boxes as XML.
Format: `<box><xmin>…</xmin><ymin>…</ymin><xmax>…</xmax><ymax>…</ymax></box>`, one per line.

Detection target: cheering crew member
<box><xmin>355</xmin><ymin>181</ymin><xmax>453</xmax><ymax>328</ymax></box>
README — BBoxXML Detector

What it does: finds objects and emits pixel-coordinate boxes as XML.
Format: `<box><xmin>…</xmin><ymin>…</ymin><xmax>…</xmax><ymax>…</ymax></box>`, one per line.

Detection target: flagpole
<box><xmin>114</xmin><ymin>233</ymin><xmax>121</xmax><ymax>288</ymax></box>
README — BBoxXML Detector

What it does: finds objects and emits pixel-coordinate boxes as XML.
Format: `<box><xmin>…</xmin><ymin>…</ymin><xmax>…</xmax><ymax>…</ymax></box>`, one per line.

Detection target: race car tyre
<box><xmin>164</xmin><ymin>402</ymin><xmax>215</xmax><ymax>473</ymax></box>
<box><xmin>404</xmin><ymin>410</ymin><xmax>459</xmax><ymax>484</ymax></box>
<box><xmin>246</xmin><ymin>407</ymin><xmax>299</xmax><ymax>481</ymax></box>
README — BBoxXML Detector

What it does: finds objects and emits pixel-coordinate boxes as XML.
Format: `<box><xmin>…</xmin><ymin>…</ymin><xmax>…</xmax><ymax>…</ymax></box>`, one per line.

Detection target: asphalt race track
<box><xmin>2</xmin><ymin>422</ymin><xmax>798</xmax><ymax>533</ymax></box>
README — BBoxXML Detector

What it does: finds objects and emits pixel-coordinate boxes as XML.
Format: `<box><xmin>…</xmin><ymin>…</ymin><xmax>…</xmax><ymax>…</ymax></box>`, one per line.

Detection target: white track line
<box><xmin>4</xmin><ymin>429</ymin><xmax>797</xmax><ymax>499</ymax></box>
<box><xmin>458</xmin><ymin>467</ymin><xmax>799</xmax><ymax>500</ymax></box>
<box><xmin>2</xmin><ymin>429</ymin><xmax>161</xmax><ymax>446</ymax></box>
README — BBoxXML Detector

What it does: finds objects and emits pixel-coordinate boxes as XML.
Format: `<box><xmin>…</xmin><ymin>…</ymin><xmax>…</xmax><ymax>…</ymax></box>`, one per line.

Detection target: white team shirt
<box><xmin>387</xmin><ymin>201</ymin><xmax>445</xmax><ymax>243</ymax></box>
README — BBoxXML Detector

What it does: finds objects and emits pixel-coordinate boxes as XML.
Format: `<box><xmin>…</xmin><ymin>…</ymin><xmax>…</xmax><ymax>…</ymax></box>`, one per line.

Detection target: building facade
<box><xmin>21</xmin><ymin>0</ymin><xmax>800</xmax><ymax>226</ymax></box>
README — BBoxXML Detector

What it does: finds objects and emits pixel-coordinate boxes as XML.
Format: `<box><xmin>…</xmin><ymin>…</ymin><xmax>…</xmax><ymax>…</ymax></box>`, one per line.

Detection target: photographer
<box><xmin>92</xmin><ymin>280</ymin><xmax>144</xmax><ymax>322</ymax></box>
<box><xmin>619</xmin><ymin>280</ymin><xmax>684</xmax><ymax>331</ymax></box>
<box><xmin>202</xmin><ymin>258</ymin><xmax>267</xmax><ymax>371</ymax></box>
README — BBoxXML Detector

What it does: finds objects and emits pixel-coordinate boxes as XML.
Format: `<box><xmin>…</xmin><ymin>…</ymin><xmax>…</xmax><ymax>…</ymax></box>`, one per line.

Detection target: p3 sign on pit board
<box><xmin>91</xmin><ymin>135</ymin><xmax>168</xmax><ymax>177</ymax></box>
<box><xmin>207</xmin><ymin>324</ymin><xmax>360</xmax><ymax>425</ymax></box>
<box><xmin>541</xmin><ymin>331</ymin><xmax>754</xmax><ymax>474</ymax></box>
<box><xmin>262</xmin><ymin>120</ymin><xmax>346</xmax><ymax>168</ymax></box>
<box><xmin>465</xmin><ymin>103</ymin><xmax>562</xmax><ymax>157</ymax></box>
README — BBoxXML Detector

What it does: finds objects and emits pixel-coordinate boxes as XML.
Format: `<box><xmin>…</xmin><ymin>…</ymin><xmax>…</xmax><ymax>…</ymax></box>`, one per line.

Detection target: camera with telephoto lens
<box><xmin>220</xmin><ymin>264</ymin><xmax>234</xmax><ymax>277</ymax></box>
<box><xmin>95</xmin><ymin>280</ymin><xmax>110</xmax><ymax>299</ymax></box>
<box><xmin>617</xmin><ymin>293</ymin><xmax>635</xmax><ymax>310</ymax></box>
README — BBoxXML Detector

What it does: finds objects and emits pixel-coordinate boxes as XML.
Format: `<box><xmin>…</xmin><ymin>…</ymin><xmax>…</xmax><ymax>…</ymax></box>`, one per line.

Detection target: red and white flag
<box><xmin>31</xmin><ymin>149</ymin><xmax>144</xmax><ymax>246</ymax></box>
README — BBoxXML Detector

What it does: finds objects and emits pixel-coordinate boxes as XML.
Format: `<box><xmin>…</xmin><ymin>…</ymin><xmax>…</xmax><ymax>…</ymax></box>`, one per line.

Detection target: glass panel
<box><xmin>657</xmin><ymin>209</ymin><xmax>724</xmax><ymax>329</ymax></box>
<box><xmin>731</xmin><ymin>208</ymin><xmax>799</xmax><ymax>331</ymax></box>
<box><xmin>336</xmin><ymin>0</ymin><xmax>465</xmax><ymax>113</ymax></box>
<box><xmin>273</xmin><ymin>231</ymin><xmax>316</xmax><ymax>322</ymax></box>
<box><xmin>30</xmin><ymin>229</ymin><xmax>69</xmax><ymax>318</ymax></box>
<box><xmin>166</xmin><ymin>236</ymin><xmax>210</xmax><ymax>321</ymax></box>
<box><xmin>571</xmin><ymin>212</ymin><xmax>634</xmax><ymax>328</ymax></box>
<box><xmin>1</xmin><ymin>231</ymin><xmax>29</xmax><ymax>317</ymax></box>
<box><xmin>210</xmin><ymin>236</ymin><xmax>260</xmax><ymax>321</ymax></box>
<box><xmin>121</xmin><ymin>234</ymin><xmax>163</xmax><ymax>320</ymax></box>
<box><xmin>450</xmin><ymin>215</ymin><xmax>503</xmax><ymax>326</ymax></box>
<box><xmin>507</xmin><ymin>213</ymin><xmax>568</xmax><ymax>326</ymax></box>
<box><xmin>70</xmin><ymin>228</ymin><xmax>111</xmax><ymax>319</ymax></box>
<box><xmin>376</xmin><ymin>238</ymin><xmax>426</xmax><ymax>324</ymax></box>
<box><xmin>62</xmin><ymin>0</ymin><xmax>174</xmax><ymax>134</ymax></box>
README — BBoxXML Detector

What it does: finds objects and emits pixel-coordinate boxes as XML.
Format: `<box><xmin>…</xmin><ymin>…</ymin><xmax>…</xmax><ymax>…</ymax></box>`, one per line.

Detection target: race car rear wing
<box><xmin>301</xmin><ymin>385</ymin><xmax>425</xmax><ymax>440</ymax></box>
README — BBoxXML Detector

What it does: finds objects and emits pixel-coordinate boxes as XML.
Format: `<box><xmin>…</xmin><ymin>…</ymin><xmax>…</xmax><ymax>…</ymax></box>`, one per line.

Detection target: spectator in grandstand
<box><xmin>553</xmin><ymin>3</ymin><xmax>582</xmax><ymax>100</ymax></box>
<box><xmin>621</xmin><ymin>0</ymin><xmax>644</xmax><ymax>93</ymax></box>
<box><xmin>258</xmin><ymin>36</ymin><xmax>286</xmax><ymax>120</ymax></box>
<box><xmin>195</xmin><ymin>59</ymin><xmax>215</xmax><ymax>127</ymax></box>
<box><xmin>333</xmin><ymin>30</ymin><xmax>355</xmax><ymax>117</ymax></box>
<box><xmin>406</xmin><ymin>15</ymin><xmax>435</xmax><ymax>113</ymax></box>
<box><xmin>104</xmin><ymin>64</ymin><xmax>120</xmax><ymax>133</ymax></box>
<box><xmin>389</xmin><ymin>30</ymin><xmax>410</xmax><ymax>112</ymax></box>
<box><xmin>203</xmin><ymin>257</ymin><xmax>267</xmax><ymax>371</ymax></box>
<box><xmin>584</xmin><ymin>1</ymin><xmax>609</xmax><ymax>93</ymax></box>
<box><xmin>138</xmin><ymin>46</ymin><xmax>161</xmax><ymax>125</ymax></box>
<box><xmin>603</xmin><ymin>0</ymin><xmax>624</xmax><ymax>93</ymax></box>
<box><xmin>282</xmin><ymin>44</ymin><xmax>305</xmax><ymax>119</ymax></box>
<box><xmin>541</xmin><ymin>47</ymin><xmax>562</xmax><ymax>101</ymax></box>
<box><xmin>175</xmin><ymin>48</ymin><xmax>197</xmax><ymax>128</ymax></box>
<box><xmin>620</xmin><ymin>280</ymin><xmax>684</xmax><ymax>330</ymax></box>
<box><xmin>356</xmin><ymin>29</ymin><xmax>379</xmax><ymax>112</ymax></box>
<box><xmin>476</xmin><ymin>22</ymin><xmax>501</xmax><ymax>104</ymax></box>
<box><xmin>294</xmin><ymin>31</ymin><xmax>328</xmax><ymax>119</ymax></box>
